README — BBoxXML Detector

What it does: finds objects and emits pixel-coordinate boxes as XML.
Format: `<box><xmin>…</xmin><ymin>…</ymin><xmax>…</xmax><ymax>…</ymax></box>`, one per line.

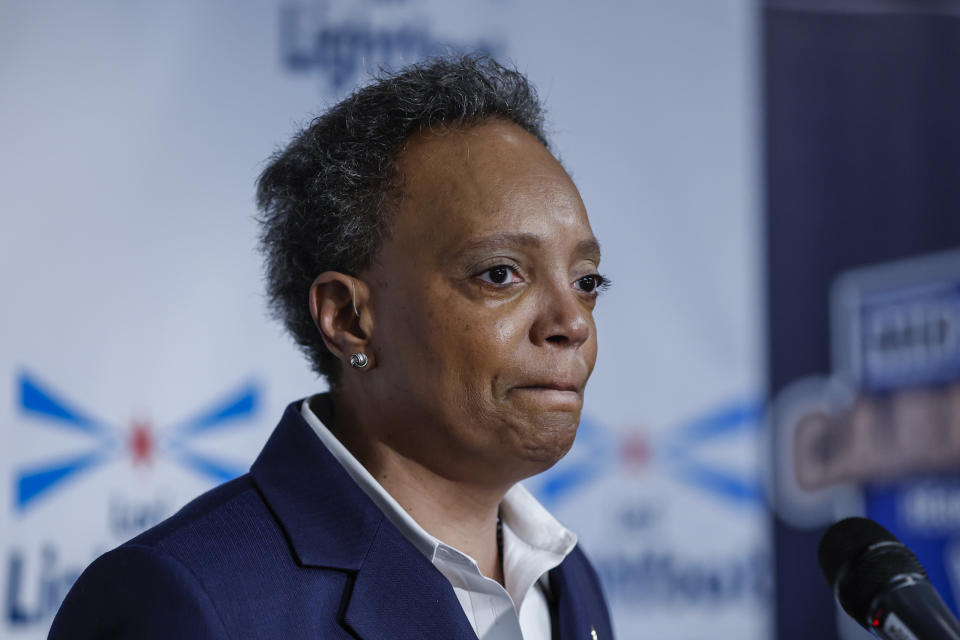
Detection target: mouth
<box><xmin>514</xmin><ymin>382</ymin><xmax>580</xmax><ymax>393</ymax></box>
<box><xmin>509</xmin><ymin>382</ymin><xmax>583</xmax><ymax>406</ymax></box>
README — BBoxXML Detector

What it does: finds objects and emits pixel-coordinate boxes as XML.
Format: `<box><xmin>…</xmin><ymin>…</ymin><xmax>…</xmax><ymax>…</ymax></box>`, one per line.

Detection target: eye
<box><xmin>477</xmin><ymin>265</ymin><xmax>523</xmax><ymax>286</ymax></box>
<box><xmin>575</xmin><ymin>274</ymin><xmax>609</xmax><ymax>294</ymax></box>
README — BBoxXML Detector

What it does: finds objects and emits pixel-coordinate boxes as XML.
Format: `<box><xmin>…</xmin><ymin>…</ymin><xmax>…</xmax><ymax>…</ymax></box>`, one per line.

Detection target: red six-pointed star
<box><xmin>129</xmin><ymin>419</ymin><xmax>154</xmax><ymax>466</ymax></box>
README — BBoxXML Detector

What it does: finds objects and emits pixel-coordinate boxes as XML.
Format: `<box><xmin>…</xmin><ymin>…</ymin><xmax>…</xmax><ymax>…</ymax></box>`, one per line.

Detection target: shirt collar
<box><xmin>299</xmin><ymin>397</ymin><xmax>438</xmax><ymax>559</ymax></box>
<box><xmin>501</xmin><ymin>484</ymin><xmax>577</xmax><ymax>607</ymax></box>
<box><xmin>300</xmin><ymin>396</ymin><xmax>577</xmax><ymax>607</ymax></box>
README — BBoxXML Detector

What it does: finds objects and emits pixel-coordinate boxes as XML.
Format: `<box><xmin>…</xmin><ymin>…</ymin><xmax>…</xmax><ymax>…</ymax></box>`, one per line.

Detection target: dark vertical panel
<box><xmin>765</xmin><ymin>6</ymin><xmax>960</xmax><ymax>640</ymax></box>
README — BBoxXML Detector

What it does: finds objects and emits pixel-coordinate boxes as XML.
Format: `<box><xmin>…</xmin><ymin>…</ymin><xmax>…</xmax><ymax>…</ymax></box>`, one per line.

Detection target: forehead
<box><xmin>389</xmin><ymin>120</ymin><xmax>594</xmax><ymax>257</ymax></box>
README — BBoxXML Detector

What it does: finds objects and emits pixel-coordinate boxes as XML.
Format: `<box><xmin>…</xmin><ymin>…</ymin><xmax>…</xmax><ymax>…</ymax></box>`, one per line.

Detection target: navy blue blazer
<box><xmin>50</xmin><ymin>401</ymin><xmax>614</xmax><ymax>639</ymax></box>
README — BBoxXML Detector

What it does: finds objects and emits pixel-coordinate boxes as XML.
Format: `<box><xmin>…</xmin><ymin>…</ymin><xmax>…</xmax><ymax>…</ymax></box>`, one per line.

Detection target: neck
<box><xmin>323</xmin><ymin>394</ymin><xmax>507</xmax><ymax>584</ymax></box>
<box><xmin>369</xmin><ymin>446</ymin><xmax>506</xmax><ymax>584</ymax></box>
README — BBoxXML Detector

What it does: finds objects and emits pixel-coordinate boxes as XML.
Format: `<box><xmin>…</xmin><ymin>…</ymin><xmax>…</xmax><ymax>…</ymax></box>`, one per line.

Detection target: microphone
<box><xmin>818</xmin><ymin>517</ymin><xmax>960</xmax><ymax>640</ymax></box>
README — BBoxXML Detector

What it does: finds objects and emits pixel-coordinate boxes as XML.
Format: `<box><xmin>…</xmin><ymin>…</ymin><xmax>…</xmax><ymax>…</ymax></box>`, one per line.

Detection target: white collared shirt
<box><xmin>301</xmin><ymin>399</ymin><xmax>578</xmax><ymax>640</ymax></box>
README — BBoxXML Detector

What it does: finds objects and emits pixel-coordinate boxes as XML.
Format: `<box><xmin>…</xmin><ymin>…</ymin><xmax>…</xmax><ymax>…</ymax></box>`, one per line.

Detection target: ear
<box><xmin>308</xmin><ymin>272</ymin><xmax>375</xmax><ymax>368</ymax></box>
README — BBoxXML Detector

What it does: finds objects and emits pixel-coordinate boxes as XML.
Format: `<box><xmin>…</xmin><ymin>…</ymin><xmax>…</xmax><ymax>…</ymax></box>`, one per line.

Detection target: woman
<box><xmin>51</xmin><ymin>56</ymin><xmax>614</xmax><ymax>640</ymax></box>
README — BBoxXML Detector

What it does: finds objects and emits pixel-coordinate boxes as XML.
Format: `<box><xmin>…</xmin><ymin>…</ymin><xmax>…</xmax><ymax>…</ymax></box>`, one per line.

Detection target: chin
<box><xmin>515</xmin><ymin>412</ymin><xmax>580</xmax><ymax>470</ymax></box>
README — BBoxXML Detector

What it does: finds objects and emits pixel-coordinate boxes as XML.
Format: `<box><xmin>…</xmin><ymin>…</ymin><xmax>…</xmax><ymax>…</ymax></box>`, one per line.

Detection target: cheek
<box><xmin>434</xmin><ymin>296</ymin><xmax>530</xmax><ymax>372</ymax></box>
<box><xmin>491</xmin><ymin>312</ymin><xmax>524</xmax><ymax>347</ymax></box>
<box><xmin>371</xmin><ymin>287</ymin><xmax>438</xmax><ymax>388</ymax></box>
<box><xmin>585</xmin><ymin>319</ymin><xmax>599</xmax><ymax>370</ymax></box>
<box><xmin>380</xmin><ymin>290</ymin><xmax>506</xmax><ymax>400</ymax></box>
<box><xmin>441</xmin><ymin>312</ymin><xmax>519</xmax><ymax>400</ymax></box>
<box><xmin>425</xmin><ymin>306</ymin><xmax>538</xmax><ymax>446</ymax></box>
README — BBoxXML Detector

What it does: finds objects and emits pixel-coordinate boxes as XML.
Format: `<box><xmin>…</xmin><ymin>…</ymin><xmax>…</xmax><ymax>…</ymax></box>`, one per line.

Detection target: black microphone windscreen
<box><xmin>818</xmin><ymin>517</ymin><xmax>899</xmax><ymax>588</ymax></box>
<box><xmin>819</xmin><ymin>517</ymin><xmax>930</xmax><ymax>624</ymax></box>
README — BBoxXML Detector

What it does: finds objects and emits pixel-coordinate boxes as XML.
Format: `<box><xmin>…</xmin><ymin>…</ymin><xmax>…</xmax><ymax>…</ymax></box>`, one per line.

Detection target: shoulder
<box><xmin>50</xmin><ymin>475</ymin><xmax>284</xmax><ymax>639</ymax></box>
<box><xmin>51</xmin><ymin>476</ymin><xmax>263</xmax><ymax>638</ymax></box>
<box><xmin>129</xmin><ymin>474</ymin><xmax>279</xmax><ymax>560</ymax></box>
<box><xmin>52</xmin><ymin>473</ymin><xmax>356</xmax><ymax>638</ymax></box>
<box><xmin>49</xmin><ymin>541</ymin><xmax>230</xmax><ymax>639</ymax></box>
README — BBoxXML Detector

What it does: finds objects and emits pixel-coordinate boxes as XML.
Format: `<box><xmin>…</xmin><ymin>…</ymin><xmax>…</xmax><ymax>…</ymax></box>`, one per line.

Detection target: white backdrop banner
<box><xmin>0</xmin><ymin>1</ymin><xmax>766</xmax><ymax>638</ymax></box>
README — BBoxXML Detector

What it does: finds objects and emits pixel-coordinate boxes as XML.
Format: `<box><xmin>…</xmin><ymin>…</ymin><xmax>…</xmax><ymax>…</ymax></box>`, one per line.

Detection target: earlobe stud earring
<box><xmin>349</xmin><ymin>353</ymin><xmax>368</xmax><ymax>369</ymax></box>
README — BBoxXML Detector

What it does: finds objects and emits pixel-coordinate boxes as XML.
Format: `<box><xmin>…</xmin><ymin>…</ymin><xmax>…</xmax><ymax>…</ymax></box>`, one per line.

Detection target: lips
<box><xmin>514</xmin><ymin>382</ymin><xmax>580</xmax><ymax>393</ymax></box>
<box><xmin>509</xmin><ymin>377</ymin><xmax>585</xmax><ymax>402</ymax></box>
<box><xmin>508</xmin><ymin>384</ymin><xmax>583</xmax><ymax>411</ymax></box>
<box><xmin>501</xmin><ymin>363</ymin><xmax>589</xmax><ymax>401</ymax></box>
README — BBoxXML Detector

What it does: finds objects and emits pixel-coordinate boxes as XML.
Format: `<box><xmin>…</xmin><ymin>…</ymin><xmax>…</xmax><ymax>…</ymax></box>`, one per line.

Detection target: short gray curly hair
<box><xmin>256</xmin><ymin>55</ymin><xmax>550</xmax><ymax>388</ymax></box>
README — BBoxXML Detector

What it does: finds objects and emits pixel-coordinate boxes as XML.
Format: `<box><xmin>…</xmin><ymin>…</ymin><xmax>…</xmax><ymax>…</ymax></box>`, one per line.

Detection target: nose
<box><xmin>529</xmin><ymin>279</ymin><xmax>592</xmax><ymax>349</ymax></box>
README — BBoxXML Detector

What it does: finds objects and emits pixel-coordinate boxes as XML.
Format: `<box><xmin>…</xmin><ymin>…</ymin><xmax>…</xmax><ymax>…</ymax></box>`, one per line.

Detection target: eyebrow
<box><xmin>457</xmin><ymin>232</ymin><xmax>602</xmax><ymax>261</ymax></box>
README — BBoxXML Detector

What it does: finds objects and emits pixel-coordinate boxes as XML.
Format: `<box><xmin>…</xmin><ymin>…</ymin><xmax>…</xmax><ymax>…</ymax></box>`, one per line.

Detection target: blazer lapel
<box><xmin>250</xmin><ymin>400</ymin><xmax>477</xmax><ymax>640</ymax></box>
<box><xmin>344</xmin><ymin>519</ymin><xmax>478</xmax><ymax>640</ymax></box>
<box><xmin>250</xmin><ymin>401</ymin><xmax>382</xmax><ymax>570</ymax></box>
<box><xmin>550</xmin><ymin>559</ymin><xmax>595</xmax><ymax>640</ymax></box>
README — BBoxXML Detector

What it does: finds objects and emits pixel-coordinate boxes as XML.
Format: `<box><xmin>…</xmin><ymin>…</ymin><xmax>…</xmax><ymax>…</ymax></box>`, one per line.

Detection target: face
<box><xmin>358</xmin><ymin>120</ymin><xmax>604</xmax><ymax>487</ymax></box>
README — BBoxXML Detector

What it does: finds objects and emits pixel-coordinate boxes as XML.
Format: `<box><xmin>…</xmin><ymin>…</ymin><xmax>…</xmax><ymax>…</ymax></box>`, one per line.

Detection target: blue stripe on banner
<box><xmin>669</xmin><ymin>459</ymin><xmax>765</xmax><ymax>505</ymax></box>
<box><xmin>168</xmin><ymin>382</ymin><xmax>259</xmax><ymax>439</ymax></box>
<box><xmin>537</xmin><ymin>463</ymin><xmax>606</xmax><ymax>507</ymax></box>
<box><xmin>16</xmin><ymin>451</ymin><xmax>110</xmax><ymax>510</ymax></box>
<box><xmin>18</xmin><ymin>371</ymin><xmax>107</xmax><ymax>436</ymax></box>
<box><xmin>659</xmin><ymin>398</ymin><xmax>766</xmax><ymax>506</ymax></box>
<box><xmin>669</xmin><ymin>398</ymin><xmax>765</xmax><ymax>445</ymax></box>
<box><xmin>529</xmin><ymin>400</ymin><xmax>766</xmax><ymax>508</ymax></box>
